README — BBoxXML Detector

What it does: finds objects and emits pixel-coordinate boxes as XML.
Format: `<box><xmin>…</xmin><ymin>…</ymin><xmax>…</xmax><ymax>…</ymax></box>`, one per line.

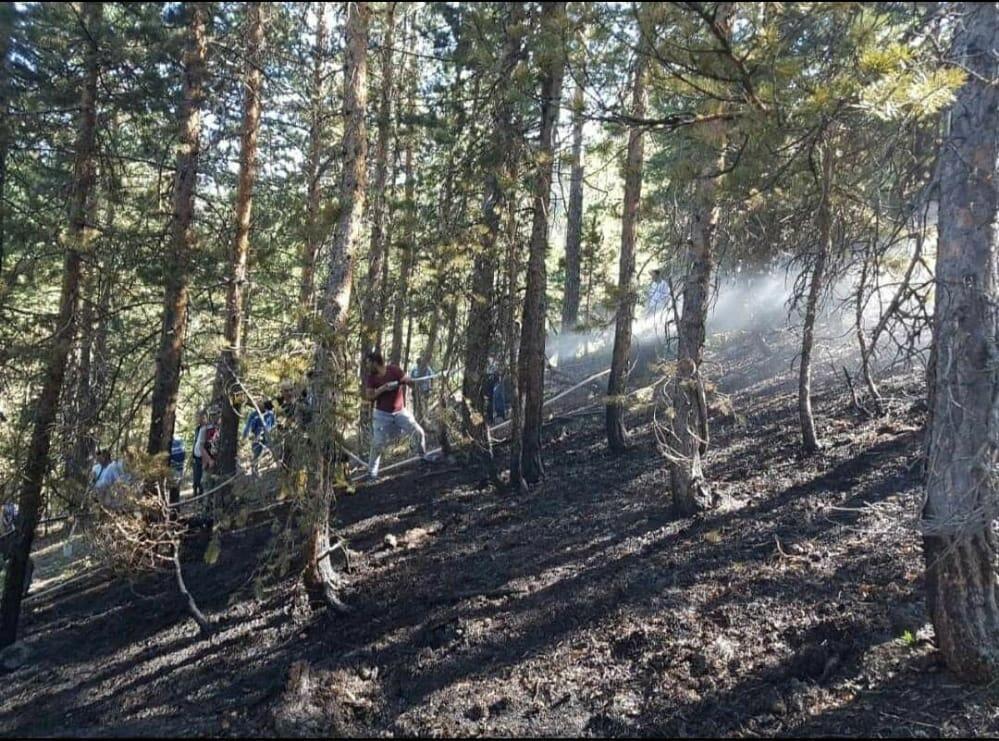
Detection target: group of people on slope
<box><xmin>85</xmin><ymin>394</ymin><xmax>285</xmax><ymax>516</ymax></box>
<box><xmin>82</xmin><ymin>347</ymin><xmax>504</xmax><ymax>502</ymax></box>
<box><xmin>189</xmin><ymin>397</ymin><xmax>285</xmax><ymax>503</ymax></box>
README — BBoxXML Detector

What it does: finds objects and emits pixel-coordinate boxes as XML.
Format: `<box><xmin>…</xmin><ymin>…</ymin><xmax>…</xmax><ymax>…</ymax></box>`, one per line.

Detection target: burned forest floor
<box><xmin>3</xmin><ymin>327</ymin><xmax>999</xmax><ymax>737</ymax></box>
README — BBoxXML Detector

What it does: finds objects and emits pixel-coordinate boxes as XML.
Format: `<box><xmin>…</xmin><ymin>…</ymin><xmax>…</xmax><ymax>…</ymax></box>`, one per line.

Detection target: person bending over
<box><xmin>362</xmin><ymin>351</ymin><xmax>429</xmax><ymax>481</ymax></box>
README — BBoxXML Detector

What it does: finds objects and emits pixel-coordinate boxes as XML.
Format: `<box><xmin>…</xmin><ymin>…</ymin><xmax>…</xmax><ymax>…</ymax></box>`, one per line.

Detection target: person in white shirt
<box><xmin>192</xmin><ymin>410</ymin><xmax>212</xmax><ymax>499</ymax></box>
<box><xmin>93</xmin><ymin>449</ymin><xmax>120</xmax><ymax>490</ymax></box>
<box><xmin>93</xmin><ymin>448</ymin><xmax>131</xmax><ymax>510</ymax></box>
<box><xmin>645</xmin><ymin>269</ymin><xmax>670</xmax><ymax>317</ymax></box>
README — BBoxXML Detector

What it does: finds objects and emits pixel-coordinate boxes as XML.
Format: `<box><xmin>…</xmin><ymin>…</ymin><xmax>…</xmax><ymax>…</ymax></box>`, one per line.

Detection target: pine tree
<box><xmin>922</xmin><ymin>0</ymin><xmax>999</xmax><ymax>683</ymax></box>
<box><xmin>216</xmin><ymin>2</ymin><xmax>265</xmax><ymax>498</ymax></box>
<box><xmin>0</xmin><ymin>1</ymin><xmax>102</xmax><ymax>648</ymax></box>
<box><xmin>606</xmin><ymin>50</ymin><xmax>646</xmax><ymax>453</ymax></box>
<box><xmin>304</xmin><ymin>0</ymin><xmax>369</xmax><ymax>609</ymax></box>
<box><xmin>515</xmin><ymin>1</ymin><xmax>566</xmax><ymax>486</ymax></box>
<box><xmin>147</xmin><ymin>2</ymin><xmax>208</xmax><ymax>462</ymax></box>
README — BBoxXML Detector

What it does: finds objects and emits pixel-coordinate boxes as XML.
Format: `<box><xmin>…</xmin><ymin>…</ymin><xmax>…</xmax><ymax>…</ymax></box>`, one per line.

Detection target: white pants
<box><xmin>369</xmin><ymin>408</ymin><xmax>427</xmax><ymax>477</ymax></box>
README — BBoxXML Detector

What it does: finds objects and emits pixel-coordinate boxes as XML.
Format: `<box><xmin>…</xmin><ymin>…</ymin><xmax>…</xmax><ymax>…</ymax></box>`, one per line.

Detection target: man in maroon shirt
<box><xmin>363</xmin><ymin>351</ymin><xmax>428</xmax><ymax>480</ymax></box>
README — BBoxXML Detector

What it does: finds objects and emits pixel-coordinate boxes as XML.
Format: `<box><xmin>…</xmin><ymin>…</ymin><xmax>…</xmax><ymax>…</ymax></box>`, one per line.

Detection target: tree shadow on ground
<box><xmin>1</xmin><ymin>365</ymin><xmax>959</xmax><ymax>737</ymax></box>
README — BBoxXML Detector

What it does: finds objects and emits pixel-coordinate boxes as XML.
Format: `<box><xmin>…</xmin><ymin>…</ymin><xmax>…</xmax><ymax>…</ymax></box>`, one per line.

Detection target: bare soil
<box><xmin>2</xmin><ymin>329</ymin><xmax>998</xmax><ymax>737</ymax></box>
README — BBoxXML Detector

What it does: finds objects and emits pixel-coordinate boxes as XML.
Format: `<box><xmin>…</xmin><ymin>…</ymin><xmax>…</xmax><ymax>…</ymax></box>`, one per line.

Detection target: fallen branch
<box><xmin>24</xmin><ymin>564</ymin><xmax>109</xmax><ymax>604</ymax></box>
<box><xmin>172</xmin><ymin>540</ymin><xmax>212</xmax><ymax>639</ymax></box>
<box><xmin>167</xmin><ymin>473</ymin><xmax>239</xmax><ymax>509</ymax></box>
<box><xmin>315</xmin><ymin>538</ymin><xmax>351</xmax><ymax>573</ymax></box>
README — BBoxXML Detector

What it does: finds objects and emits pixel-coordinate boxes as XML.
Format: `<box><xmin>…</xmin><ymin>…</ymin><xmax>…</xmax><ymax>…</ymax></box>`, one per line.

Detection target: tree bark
<box><xmin>515</xmin><ymin>1</ymin><xmax>566</xmax><ymax>486</ymax></box>
<box><xmin>606</xmin><ymin>54</ymin><xmax>646</xmax><ymax>453</ymax></box>
<box><xmin>147</xmin><ymin>2</ymin><xmax>208</xmax><ymax>459</ymax></box>
<box><xmin>669</xmin><ymin>137</ymin><xmax>723</xmax><ymax>517</ymax></box>
<box><xmin>0</xmin><ymin>1</ymin><xmax>10</xmax><ymax>279</ymax></box>
<box><xmin>667</xmin><ymin>1</ymin><xmax>741</xmax><ymax>518</ymax></box>
<box><xmin>461</xmin><ymin>2</ymin><xmax>525</xmax><ymax>483</ymax></box>
<box><xmin>425</xmin><ymin>290</ymin><xmax>442</xmax><ymax>365</ymax></box>
<box><xmin>854</xmin><ymin>249</ymin><xmax>882</xmax><ymax>414</ymax></box>
<box><xmin>798</xmin><ymin>144</ymin><xmax>833</xmax><ymax>454</ymax></box>
<box><xmin>561</xmin><ymin>82</ymin><xmax>585</xmax><ymax>333</ymax></box>
<box><xmin>922</xmin><ymin>0</ymin><xmax>999</xmax><ymax>683</ymax></box>
<box><xmin>304</xmin><ymin>1</ymin><xmax>368</xmax><ymax>609</ymax></box>
<box><xmin>504</xmin><ymin>182</ymin><xmax>524</xmax><ymax>489</ymax></box>
<box><xmin>390</xmin><ymin>130</ymin><xmax>416</xmax><ymax>366</ymax></box>
<box><xmin>376</xmin><ymin>150</ymin><xmax>397</xmax><ymax>351</ymax></box>
<box><xmin>216</xmin><ymin>2</ymin><xmax>264</xmax><ymax>498</ymax></box>
<box><xmin>297</xmin><ymin>4</ymin><xmax>327</xmax><ymax>334</ymax></box>
<box><xmin>360</xmin><ymin>3</ymin><xmax>396</xmax><ymax>359</ymax></box>
<box><xmin>69</xmin><ymin>197</ymin><xmax>113</xmax><ymax>493</ymax></box>
<box><xmin>0</xmin><ymin>1</ymin><xmax>101</xmax><ymax>647</ymax></box>
<box><xmin>425</xmin><ymin>59</ymin><xmax>465</xmax><ymax>370</ymax></box>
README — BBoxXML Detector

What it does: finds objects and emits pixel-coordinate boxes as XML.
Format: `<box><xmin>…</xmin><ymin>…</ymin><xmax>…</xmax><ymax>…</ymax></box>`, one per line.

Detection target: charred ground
<box><xmin>1</xmin><ymin>329</ymin><xmax>996</xmax><ymax>737</ymax></box>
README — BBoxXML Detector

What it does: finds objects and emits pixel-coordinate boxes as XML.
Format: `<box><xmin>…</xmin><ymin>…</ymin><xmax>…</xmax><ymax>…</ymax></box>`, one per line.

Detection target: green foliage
<box><xmin>860</xmin><ymin>66</ymin><xmax>966</xmax><ymax>121</ymax></box>
<box><xmin>0</xmin><ymin>2</ymin><xmax>956</xmax><ymax>608</ymax></box>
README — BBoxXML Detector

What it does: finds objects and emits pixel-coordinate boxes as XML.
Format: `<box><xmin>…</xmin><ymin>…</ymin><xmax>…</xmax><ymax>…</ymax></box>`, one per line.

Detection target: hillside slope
<box><xmin>1</xmin><ymin>331</ymin><xmax>995</xmax><ymax>737</ymax></box>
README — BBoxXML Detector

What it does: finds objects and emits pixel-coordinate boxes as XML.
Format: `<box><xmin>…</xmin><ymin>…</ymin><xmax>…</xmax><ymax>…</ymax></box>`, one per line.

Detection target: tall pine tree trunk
<box><xmin>515</xmin><ymin>1</ymin><xmax>565</xmax><ymax>486</ymax></box>
<box><xmin>798</xmin><ymin>144</ymin><xmax>833</xmax><ymax>454</ymax></box>
<box><xmin>360</xmin><ymin>3</ymin><xmax>396</xmax><ymax>357</ymax></box>
<box><xmin>606</xmin><ymin>55</ymin><xmax>646</xmax><ymax>453</ymax></box>
<box><xmin>922</xmin><ymin>0</ymin><xmax>999</xmax><ymax>683</ymax></box>
<box><xmin>69</xmin><ymin>252</ymin><xmax>101</xmax><ymax>493</ymax></box>
<box><xmin>73</xmin><ymin>174</ymin><xmax>117</xmax><ymax>481</ymax></box>
<box><xmin>147</xmin><ymin>2</ymin><xmax>208</xmax><ymax>459</ymax></box>
<box><xmin>0</xmin><ymin>1</ymin><xmax>101</xmax><ymax>647</ymax></box>
<box><xmin>304</xmin><ymin>1</ymin><xmax>368</xmax><ymax>608</ymax></box>
<box><xmin>425</xmin><ymin>289</ymin><xmax>442</xmax><ymax>365</ymax></box>
<box><xmin>0</xmin><ymin>1</ymin><xmax>10</xmax><ymax>279</ymax></box>
<box><xmin>504</xmin><ymin>186</ymin><xmax>525</xmax><ymax>489</ymax></box>
<box><xmin>216</xmin><ymin>2</ymin><xmax>264</xmax><ymax>495</ymax></box>
<box><xmin>669</xmin><ymin>134</ymin><xmax>723</xmax><ymax>517</ymax></box>
<box><xmin>461</xmin><ymin>1</ymin><xmax>525</xmax><ymax>483</ymax></box>
<box><xmin>427</xmin><ymin>48</ymin><xmax>468</xmax><ymax>370</ymax></box>
<box><xmin>561</xmin><ymin>82</ymin><xmax>584</xmax><ymax>333</ymax></box>
<box><xmin>854</xmin><ymin>251</ymin><xmax>883</xmax><ymax>414</ymax></box>
<box><xmin>667</xmin><ymin>2</ymin><xmax>739</xmax><ymax>518</ymax></box>
<box><xmin>297</xmin><ymin>4</ymin><xmax>327</xmax><ymax>333</ymax></box>
<box><xmin>390</xmin><ymin>135</ymin><xmax>415</xmax><ymax>365</ymax></box>
<box><xmin>404</xmin><ymin>312</ymin><xmax>414</xmax><ymax>370</ymax></box>
<box><xmin>72</xmin><ymin>171</ymin><xmax>119</xmax><ymax>485</ymax></box>
<box><xmin>376</xmin><ymin>150</ymin><xmax>397</xmax><ymax>351</ymax></box>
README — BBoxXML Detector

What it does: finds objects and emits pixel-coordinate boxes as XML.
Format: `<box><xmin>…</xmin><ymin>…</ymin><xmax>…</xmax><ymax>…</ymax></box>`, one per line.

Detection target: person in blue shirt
<box><xmin>243</xmin><ymin>400</ymin><xmax>276</xmax><ymax>476</ymax></box>
<box><xmin>168</xmin><ymin>437</ymin><xmax>185</xmax><ymax>506</ymax></box>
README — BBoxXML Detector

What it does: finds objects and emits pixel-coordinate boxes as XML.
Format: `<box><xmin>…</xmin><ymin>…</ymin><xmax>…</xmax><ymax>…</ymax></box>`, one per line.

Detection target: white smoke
<box><xmin>546</xmin><ymin>254</ymin><xmax>928</xmax><ymax>372</ymax></box>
